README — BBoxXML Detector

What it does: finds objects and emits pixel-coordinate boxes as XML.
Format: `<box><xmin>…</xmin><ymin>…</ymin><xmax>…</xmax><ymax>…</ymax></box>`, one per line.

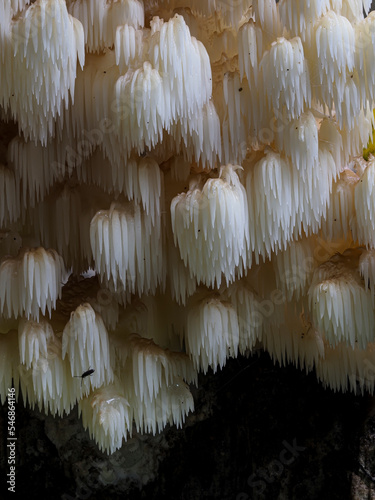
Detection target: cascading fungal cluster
<box><xmin>1</xmin><ymin>0</ymin><xmax>375</xmax><ymax>454</ymax></box>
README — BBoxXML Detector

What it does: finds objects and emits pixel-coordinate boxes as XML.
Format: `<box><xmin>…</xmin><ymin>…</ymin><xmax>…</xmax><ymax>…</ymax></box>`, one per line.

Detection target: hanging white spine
<box><xmin>0</xmin><ymin>247</ymin><xmax>66</xmax><ymax>320</ymax></box>
<box><xmin>171</xmin><ymin>165</ymin><xmax>249</xmax><ymax>288</ymax></box>
<box><xmin>90</xmin><ymin>202</ymin><xmax>164</xmax><ymax>296</ymax></box>
<box><xmin>185</xmin><ymin>295</ymin><xmax>239</xmax><ymax>373</ymax></box>
<box><xmin>1</xmin><ymin>0</ymin><xmax>85</xmax><ymax>144</ymax></box>
<box><xmin>18</xmin><ymin>318</ymin><xmax>54</xmax><ymax>369</ymax></box>
<box><xmin>62</xmin><ymin>303</ymin><xmax>114</xmax><ymax>390</ymax></box>
<box><xmin>68</xmin><ymin>0</ymin><xmax>144</xmax><ymax>53</ymax></box>
<box><xmin>260</xmin><ymin>36</ymin><xmax>311</xmax><ymax>120</ymax></box>
<box><xmin>79</xmin><ymin>383</ymin><xmax>132</xmax><ymax>454</ymax></box>
<box><xmin>352</xmin><ymin>158</ymin><xmax>375</xmax><ymax>247</ymax></box>
<box><xmin>308</xmin><ymin>251</ymin><xmax>375</xmax><ymax>349</ymax></box>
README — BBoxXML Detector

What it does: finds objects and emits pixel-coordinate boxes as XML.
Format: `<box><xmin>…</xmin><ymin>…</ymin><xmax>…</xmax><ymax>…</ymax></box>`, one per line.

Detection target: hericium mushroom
<box><xmin>1</xmin><ymin>0</ymin><xmax>375</xmax><ymax>453</ymax></box>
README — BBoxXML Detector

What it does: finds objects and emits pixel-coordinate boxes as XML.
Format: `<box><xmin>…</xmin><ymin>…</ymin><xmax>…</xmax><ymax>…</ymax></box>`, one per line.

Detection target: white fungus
<box><xmin>0</xmin><ymin>247</ymin><xmax>66</xmax><ymax>320</ymax></box>
<box><xmin>62</xmin><ymin>303</ymin><xmax>114</xmax><ymax>391</ymax></box>
<box><xmin>2</xmin><ymin>0</ymin><xmax>375</xmax><ymax>453</ymax></box>
<box><xmin>171</xmin><ymin>165</ymin><xmax>249</xmax><ymax>288</ymax></box>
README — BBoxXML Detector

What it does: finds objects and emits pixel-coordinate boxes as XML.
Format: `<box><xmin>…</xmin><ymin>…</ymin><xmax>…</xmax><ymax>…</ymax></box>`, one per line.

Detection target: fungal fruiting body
<box><xmin>1</xmin><ymin>0</ymin><xmax>375</xmax><ymax>454</ymax></box>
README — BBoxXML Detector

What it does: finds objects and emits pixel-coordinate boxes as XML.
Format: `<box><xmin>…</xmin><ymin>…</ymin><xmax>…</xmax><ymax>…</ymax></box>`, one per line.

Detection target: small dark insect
<box><xmin>74</xmin><ymin>368</ymin><xmax>95</xmax><ymax>385</ymax></box>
